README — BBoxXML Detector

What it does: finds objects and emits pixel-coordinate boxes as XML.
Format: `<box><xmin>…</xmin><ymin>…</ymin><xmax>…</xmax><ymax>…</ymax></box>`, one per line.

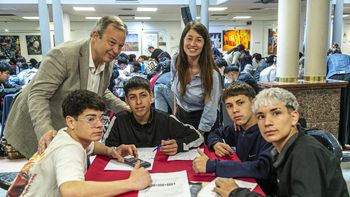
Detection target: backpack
<box><xmin>304</xmin><ymin>128</ymin><xmax>343</xmax><ymax>161</ymax></box>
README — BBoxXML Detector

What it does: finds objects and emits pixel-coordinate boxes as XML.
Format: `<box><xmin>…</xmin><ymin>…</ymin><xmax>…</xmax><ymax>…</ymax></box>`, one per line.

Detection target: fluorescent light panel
<box><xmin>331</xmin><ymin>15</ymin><xmax>349</xmax><ymax>18</ymax></box>
<box><xmin>5</xmin><ymin>29</ymin><xmax>9</xmax><ymax>32</ymax></box>
<box><xmin>73</xmin><ymin>7</ymin><xmax>95</xmax><ymax>11</ymax></box>
<box><xmin>22</xmin><ymin>16</ymin><xmax>39</xmax><ymax>19</ymax></box>
<box><xmin>233</xmin><ymin>16</ymin><xmax>252</xmax><ymax>19</ymax></box>
<box><xmin>85</xmin><ymin>17</ymin><xmax>101</xmax><ymax>20</ymax></box>
<box><xmin>134</xmin><ymin>17</ymin><xmax>151</xmax><ymax>20</ymax></box>
<box><xmin>137</xmin><ymin>7</ymin><xmax>157</xmax><ymax>12</ymax></box>
<box><xmin>208</xmin><ymin>7</ymin><xmax>227</xmax><ymax>11</ymax></box>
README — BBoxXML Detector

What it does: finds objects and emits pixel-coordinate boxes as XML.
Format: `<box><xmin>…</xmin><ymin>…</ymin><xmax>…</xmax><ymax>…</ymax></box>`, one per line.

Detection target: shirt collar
<box><xmin>234</xmin><ymin>124</ymin><xmax>259</xmax><ymax>134</ymax></box>
<box><xmin>271</xmin><ymin>126</ymin><xmax>303</xmax><ymax>168</ymax></box>
<box><xmin>129</xmin><ymin>108</ymin><xmax>154</xmax><ymax>127</ymax></box>
<box><xmin>89</xmin><ymin>41</ymin><xmax>105</xmax><ymax>74</ymax></box>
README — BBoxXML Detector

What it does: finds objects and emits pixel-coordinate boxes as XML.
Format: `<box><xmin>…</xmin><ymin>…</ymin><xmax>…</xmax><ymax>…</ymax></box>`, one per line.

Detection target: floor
<box><xmin>1</xmin><ymin>154</ymin><xmax>350</xmax><ymax>196</ymax></box>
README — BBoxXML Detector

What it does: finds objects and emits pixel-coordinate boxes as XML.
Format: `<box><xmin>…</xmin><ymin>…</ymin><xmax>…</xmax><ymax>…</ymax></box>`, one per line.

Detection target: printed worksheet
<box><xmin>138</xmin><ymin>170</ymin><xmax>191</xmax><ymax>197</ymax></box>
<box><xmin>197</xmin><ymin>177</ymin><xmax>257</xmax><ymax>197</ymax></box>
<box><xmin>104</xmin><ymin>148</ymin><xmax>156</xmax><ymax>171</ymax></box>
<box><xmin>167</xmin><ymin>148</ymin><xmax>203</xmax><ymax>161</ymax></box>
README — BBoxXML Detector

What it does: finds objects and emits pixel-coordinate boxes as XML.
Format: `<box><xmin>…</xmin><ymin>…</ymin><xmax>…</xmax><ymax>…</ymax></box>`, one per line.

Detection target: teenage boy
<box><xmin>214</xmin><ymin>88</ymin><xmax>349</xmax><ymax>197</ymax></box>
<box><xmin>192</xmin><ymin>82</ymin><xmax>275</xmax><ymax>195</ymax></box>
<box><xmin>0</xmin><ymin>61</ymin><xmax>21</xmax><ymax>98</ymax></box>
<box><xmin>7</xmin><ymin>90</ymin><xmax>151</xmax><ymax>197</ymax></box>
<box><xmin>105</xmin><ymin>76</ymin><xmax>203</xmax><ymax>156</ymax></box>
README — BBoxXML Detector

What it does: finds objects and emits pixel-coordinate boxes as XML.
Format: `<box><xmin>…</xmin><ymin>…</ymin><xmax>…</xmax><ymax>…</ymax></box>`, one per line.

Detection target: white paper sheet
<box><xmin>138</xmin><ymin>170</ymin><xmax>191</xmax><ymax>197</ymax></box>
<box><xmin>197</xmin><ymin>177</ymin><xmax>257</xmax><ymax>197</ymax></box>
<box><xmin>104</xmin><ymin>148</ymin><xmax>156</xmax><ymax>171</ymax></box>
<box><xmin>167</xmin><ymin>148</ymin><xmax>203</xmax><ymax>161</ymax></box>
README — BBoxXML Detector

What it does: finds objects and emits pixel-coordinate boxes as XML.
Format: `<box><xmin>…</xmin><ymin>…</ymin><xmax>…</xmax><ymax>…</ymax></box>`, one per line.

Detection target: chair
<box><xmin>1</xmin><ymin>93</ymin><xmax>25</xmax><ymax>159</ymax></box>
<box><xmin>1</xmin><ymin>93</ymin><xmax>16</xmax><ymax>138</ymax></box>
<box><xmin>304</xmin><ymin>128</ymin><xmax>343</xmax><ymax>161</ymax></box>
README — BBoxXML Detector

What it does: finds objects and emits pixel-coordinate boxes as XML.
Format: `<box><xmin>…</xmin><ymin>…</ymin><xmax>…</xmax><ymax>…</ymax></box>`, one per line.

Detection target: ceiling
<box><xmin>0</xmin><ymin>0</ymin><xmax>291</xmax><ymax>23</ymax></box>
<box><xmin>1</xmin><ymin>0</ymin><xmax>350</xmax><ymax>23</ymax></box>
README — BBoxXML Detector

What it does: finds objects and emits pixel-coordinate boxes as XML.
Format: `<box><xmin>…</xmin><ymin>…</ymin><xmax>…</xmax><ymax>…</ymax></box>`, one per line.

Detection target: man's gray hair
<box><xmin>91</xmin><ymin>16</ymin><xmax>128</xmax><ymax>37</ymax></box>
<box><xmin>252</xmin><ymin>87</ymin><xmax>299</xmax><ymax>113</ymax></box>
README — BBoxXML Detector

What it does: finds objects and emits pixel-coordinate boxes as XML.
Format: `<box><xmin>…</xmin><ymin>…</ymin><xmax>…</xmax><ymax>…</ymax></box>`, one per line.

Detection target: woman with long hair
<box><xmin>171</xmin><ymin>21</ymin><xmax>222</xmax><ymax>142</ymax></box>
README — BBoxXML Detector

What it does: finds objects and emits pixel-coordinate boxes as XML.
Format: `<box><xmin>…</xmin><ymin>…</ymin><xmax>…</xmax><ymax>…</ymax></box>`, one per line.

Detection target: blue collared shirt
<box><xmin>326</xmin><ymin>53</ymin><xmax>350</xmax><ymax>79</ymax></box>
<box><xmin>171</xmin><ymin>64</ymin><xmax>222</xmax><ymax>132</ymax></box>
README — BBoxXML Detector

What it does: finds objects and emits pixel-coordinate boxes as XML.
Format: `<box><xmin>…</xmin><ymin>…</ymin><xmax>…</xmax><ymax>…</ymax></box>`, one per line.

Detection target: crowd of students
<box><xmin>1</xmin><ymin>15</ymin><xmax>349</xmax><ymax>197</ymax></box>
<box><xmin>0</xmin><ymin>56</ymin><xmax>39</xmax><ymax>124</ymax></box>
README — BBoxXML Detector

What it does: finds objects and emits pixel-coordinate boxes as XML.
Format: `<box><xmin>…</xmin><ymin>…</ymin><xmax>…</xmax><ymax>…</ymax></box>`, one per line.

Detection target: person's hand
<box><xmin>111</xmin><ymin>144</ymin><xmax>138</xmax><ymax>162</ymax></box>
<box><xmin>233</xmin><ymin>122</ymin><xmax>241</xmax><ymax>132</ymax></box>
<box><xmin>128</xmin><ymin>161</ymin><xmax>152</xmax><ymax>190</ymax></box>
<box><xmin>160</xmin><ymin>139</ymin><xmax>178</xmax><ymax>156</ymax></box>
<box><xmin>124</xmin><ymin>105</ymin><xmax>131</xmax><ymax>112</ymax></box>
<box><xmin>213</xmin><ymin>142</ymin><xmax>234</xmax><ymax>157</ymax></box>
<box><xmin>192</xmin><ymin>148</ymin><xmax>209</xmax><ymax>173</ymax></box>
<box><xmin>214</xmin><ymin>178</ymin><xmax>239</xmax><ymax>197</ymax></box>
<box><xmin>37</xmin><ymin>129</ymin><xmax>57</xmax><ymax>154</ymax></box>
<box><xmin>173</xmin><ymin>105</ymin><xmax>178</xmax><ymax>115</ymax></box>
<box><xmin>108</xmin><ymin>147</ymin><xmax>124</xmax><ymax>162</ymax></box>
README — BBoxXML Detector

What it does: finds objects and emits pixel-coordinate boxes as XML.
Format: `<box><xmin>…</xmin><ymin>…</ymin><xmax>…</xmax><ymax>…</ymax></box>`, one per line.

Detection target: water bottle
<box><xmin>141</xmin><ymin>63</ymin><xmax>145</xmax><ymax>74</ymax></box>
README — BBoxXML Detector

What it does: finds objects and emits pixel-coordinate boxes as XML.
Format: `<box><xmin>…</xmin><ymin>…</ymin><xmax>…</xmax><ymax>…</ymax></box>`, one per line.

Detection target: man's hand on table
<box><xmin>109</xmin><ymin>144</ymin><xmax>138</xmax><ymax>162</ymax></box>
<box><xmin>213</xmin><ymin>142</ymin><xmax>234</xmax><ymax>157</ymax></box>
<box><xmin>160</xmin><ymin>139</ymin><xmax>178</xmax><ymax>156</ymax></box>
<box><xmin>128</xmin><ymin>161</ymin><xmax>152</xmax><ymax>190</ymax></box>
<box><xmin>192</xmin><ymin>148</ymin><xmax>209</xmax><ymax>173</ymax></box>
<box><xmin>214</xmin><ymin>178</ymin><xmax>239</xmax><ymax>197</ymax></box>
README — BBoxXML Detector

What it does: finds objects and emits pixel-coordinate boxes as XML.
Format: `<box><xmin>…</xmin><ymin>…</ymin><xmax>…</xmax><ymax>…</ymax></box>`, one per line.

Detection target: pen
<box><xmin>153</xmin><ymin>144</ymin><xmax>161</xmax><ymax>152</ymax></box>
<box><xmin>222</xmin><ymin>139</ymin><xmax>235</xmax><ymax>154</ymax></box>
<box><xmin>153</xmin><ymin>138</ymin><xmax>171</xmax><ymax>152</ymax></box>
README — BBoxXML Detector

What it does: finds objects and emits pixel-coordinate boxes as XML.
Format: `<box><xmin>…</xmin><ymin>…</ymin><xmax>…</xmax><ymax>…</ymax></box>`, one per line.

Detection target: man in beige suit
<box><xmin>4</xmin><ymin>16</ymin><xmax>129</xmax><ymax>159</ymax></box>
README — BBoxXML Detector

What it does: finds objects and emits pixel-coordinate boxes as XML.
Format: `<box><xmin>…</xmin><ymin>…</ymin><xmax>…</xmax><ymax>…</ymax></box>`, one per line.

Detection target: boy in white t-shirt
<box><xmin>7</xmin><ymin>89</ymin><xmax>151</xmax><ymax>197</ymax></box>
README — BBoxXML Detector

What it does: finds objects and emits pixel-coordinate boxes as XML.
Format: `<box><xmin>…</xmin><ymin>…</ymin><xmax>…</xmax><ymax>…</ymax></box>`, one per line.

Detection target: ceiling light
<box><xmin>196</xmin><ymin>16</ymin><xmax>200</xmax><ymax>19</ymax></box>
<box><xmin>85</xmin><ymin>17</ymin><xmax>101</xmax><ymax>20</ymax></box>
<box><xmin>5</xmin><ymin>29</ymin><xmax>9</xmax><ymax>32</ymax></box>
<box><xmin>137</xmin><ymin>7</ymin><xmax>157</xmax><ymax>12</ymax></box>
<box><xmin>22</xmin><ymin>16</ymin><xmax>39</xmax><ymax>20</ymax></box>
<box><xmin>73</xmin><ymin>7</ymin><xmax>95</xmax><ymax>11</ymax></box>
<box><xmin>208</xmin><ymin>7</ymin><xmax>227</xmax><ymax>11</ymax></box>
<box><xmin>233</xmin><ymin>16</ymin><xmax>252</xmax><ymax>19</ymax></box>
<box><xmin>134</xmin><ymin>17</ymin><xmax>151</xmax><ymax>20</ymax></box>
<box><xmin>331</xmin><ymin>15</ymin><xmax>349</xmax><ymax>18</ymax></box>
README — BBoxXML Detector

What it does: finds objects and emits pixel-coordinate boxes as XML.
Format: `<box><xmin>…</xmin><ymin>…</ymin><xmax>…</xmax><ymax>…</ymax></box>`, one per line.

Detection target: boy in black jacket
<box><xmin>105</xmin><ymin>76</ymin><xmax>203</xmax><ymax>155</ymax></box>
<box><xmin>214</xmin><ymin>88</ymin><xmax>349</xmax><ymax>197</ymax></box>
<box><xmin>192</xmin><ymin>82</ymin><xmax>275</xmax><ymax>195</ymax></box>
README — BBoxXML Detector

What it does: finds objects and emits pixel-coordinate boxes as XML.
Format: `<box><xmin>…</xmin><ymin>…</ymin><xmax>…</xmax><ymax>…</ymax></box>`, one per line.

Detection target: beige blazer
<box><xmin>4</xmin><ymin>39</ymin><xmax>126</xmax><ymax>158</ymax></box>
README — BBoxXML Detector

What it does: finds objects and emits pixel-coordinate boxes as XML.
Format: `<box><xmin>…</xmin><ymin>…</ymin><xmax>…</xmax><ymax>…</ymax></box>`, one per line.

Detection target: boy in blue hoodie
<box><xmin>214</xmin><ymin>87</ymin><xmax>348</xmax><ymax>197</ymax></box>
<box><xmin>193</xmin><ymin>82</ymin><xmax>275</xmax><ymax>195</ymax></box>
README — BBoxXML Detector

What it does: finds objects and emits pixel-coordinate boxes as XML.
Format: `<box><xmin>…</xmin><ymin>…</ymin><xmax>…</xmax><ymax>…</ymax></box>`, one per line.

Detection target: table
<box><xmin>85</xmin><ymin>146</ymin><xmax>265</xmax><ymax>197</ymax></box>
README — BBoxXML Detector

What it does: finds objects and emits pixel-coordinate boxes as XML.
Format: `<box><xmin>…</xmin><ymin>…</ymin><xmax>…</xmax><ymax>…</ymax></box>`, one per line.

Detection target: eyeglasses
<box><xmin>78</xmin><ymin>115</ymin><xmax>109</xmax><ymax>127</ymax></box>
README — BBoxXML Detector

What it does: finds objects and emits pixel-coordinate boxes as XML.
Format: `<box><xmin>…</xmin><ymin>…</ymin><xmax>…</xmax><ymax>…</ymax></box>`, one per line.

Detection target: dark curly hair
<box><xmin>222</xmin><ymin>82</ymin><xmax>256</xmax><ymax>102</ymax></box>
<box><xmin>62</xmin><ymin>89</ymin><xmax>106</xmax><ymax>118</ymax></box>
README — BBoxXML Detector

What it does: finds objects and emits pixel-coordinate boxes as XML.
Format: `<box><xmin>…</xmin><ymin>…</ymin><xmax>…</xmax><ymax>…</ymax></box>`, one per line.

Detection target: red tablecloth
<box><xmin>85</xmin><ymin>146</ymin><xmax>265</xmax><ymax>197</ymax></box>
